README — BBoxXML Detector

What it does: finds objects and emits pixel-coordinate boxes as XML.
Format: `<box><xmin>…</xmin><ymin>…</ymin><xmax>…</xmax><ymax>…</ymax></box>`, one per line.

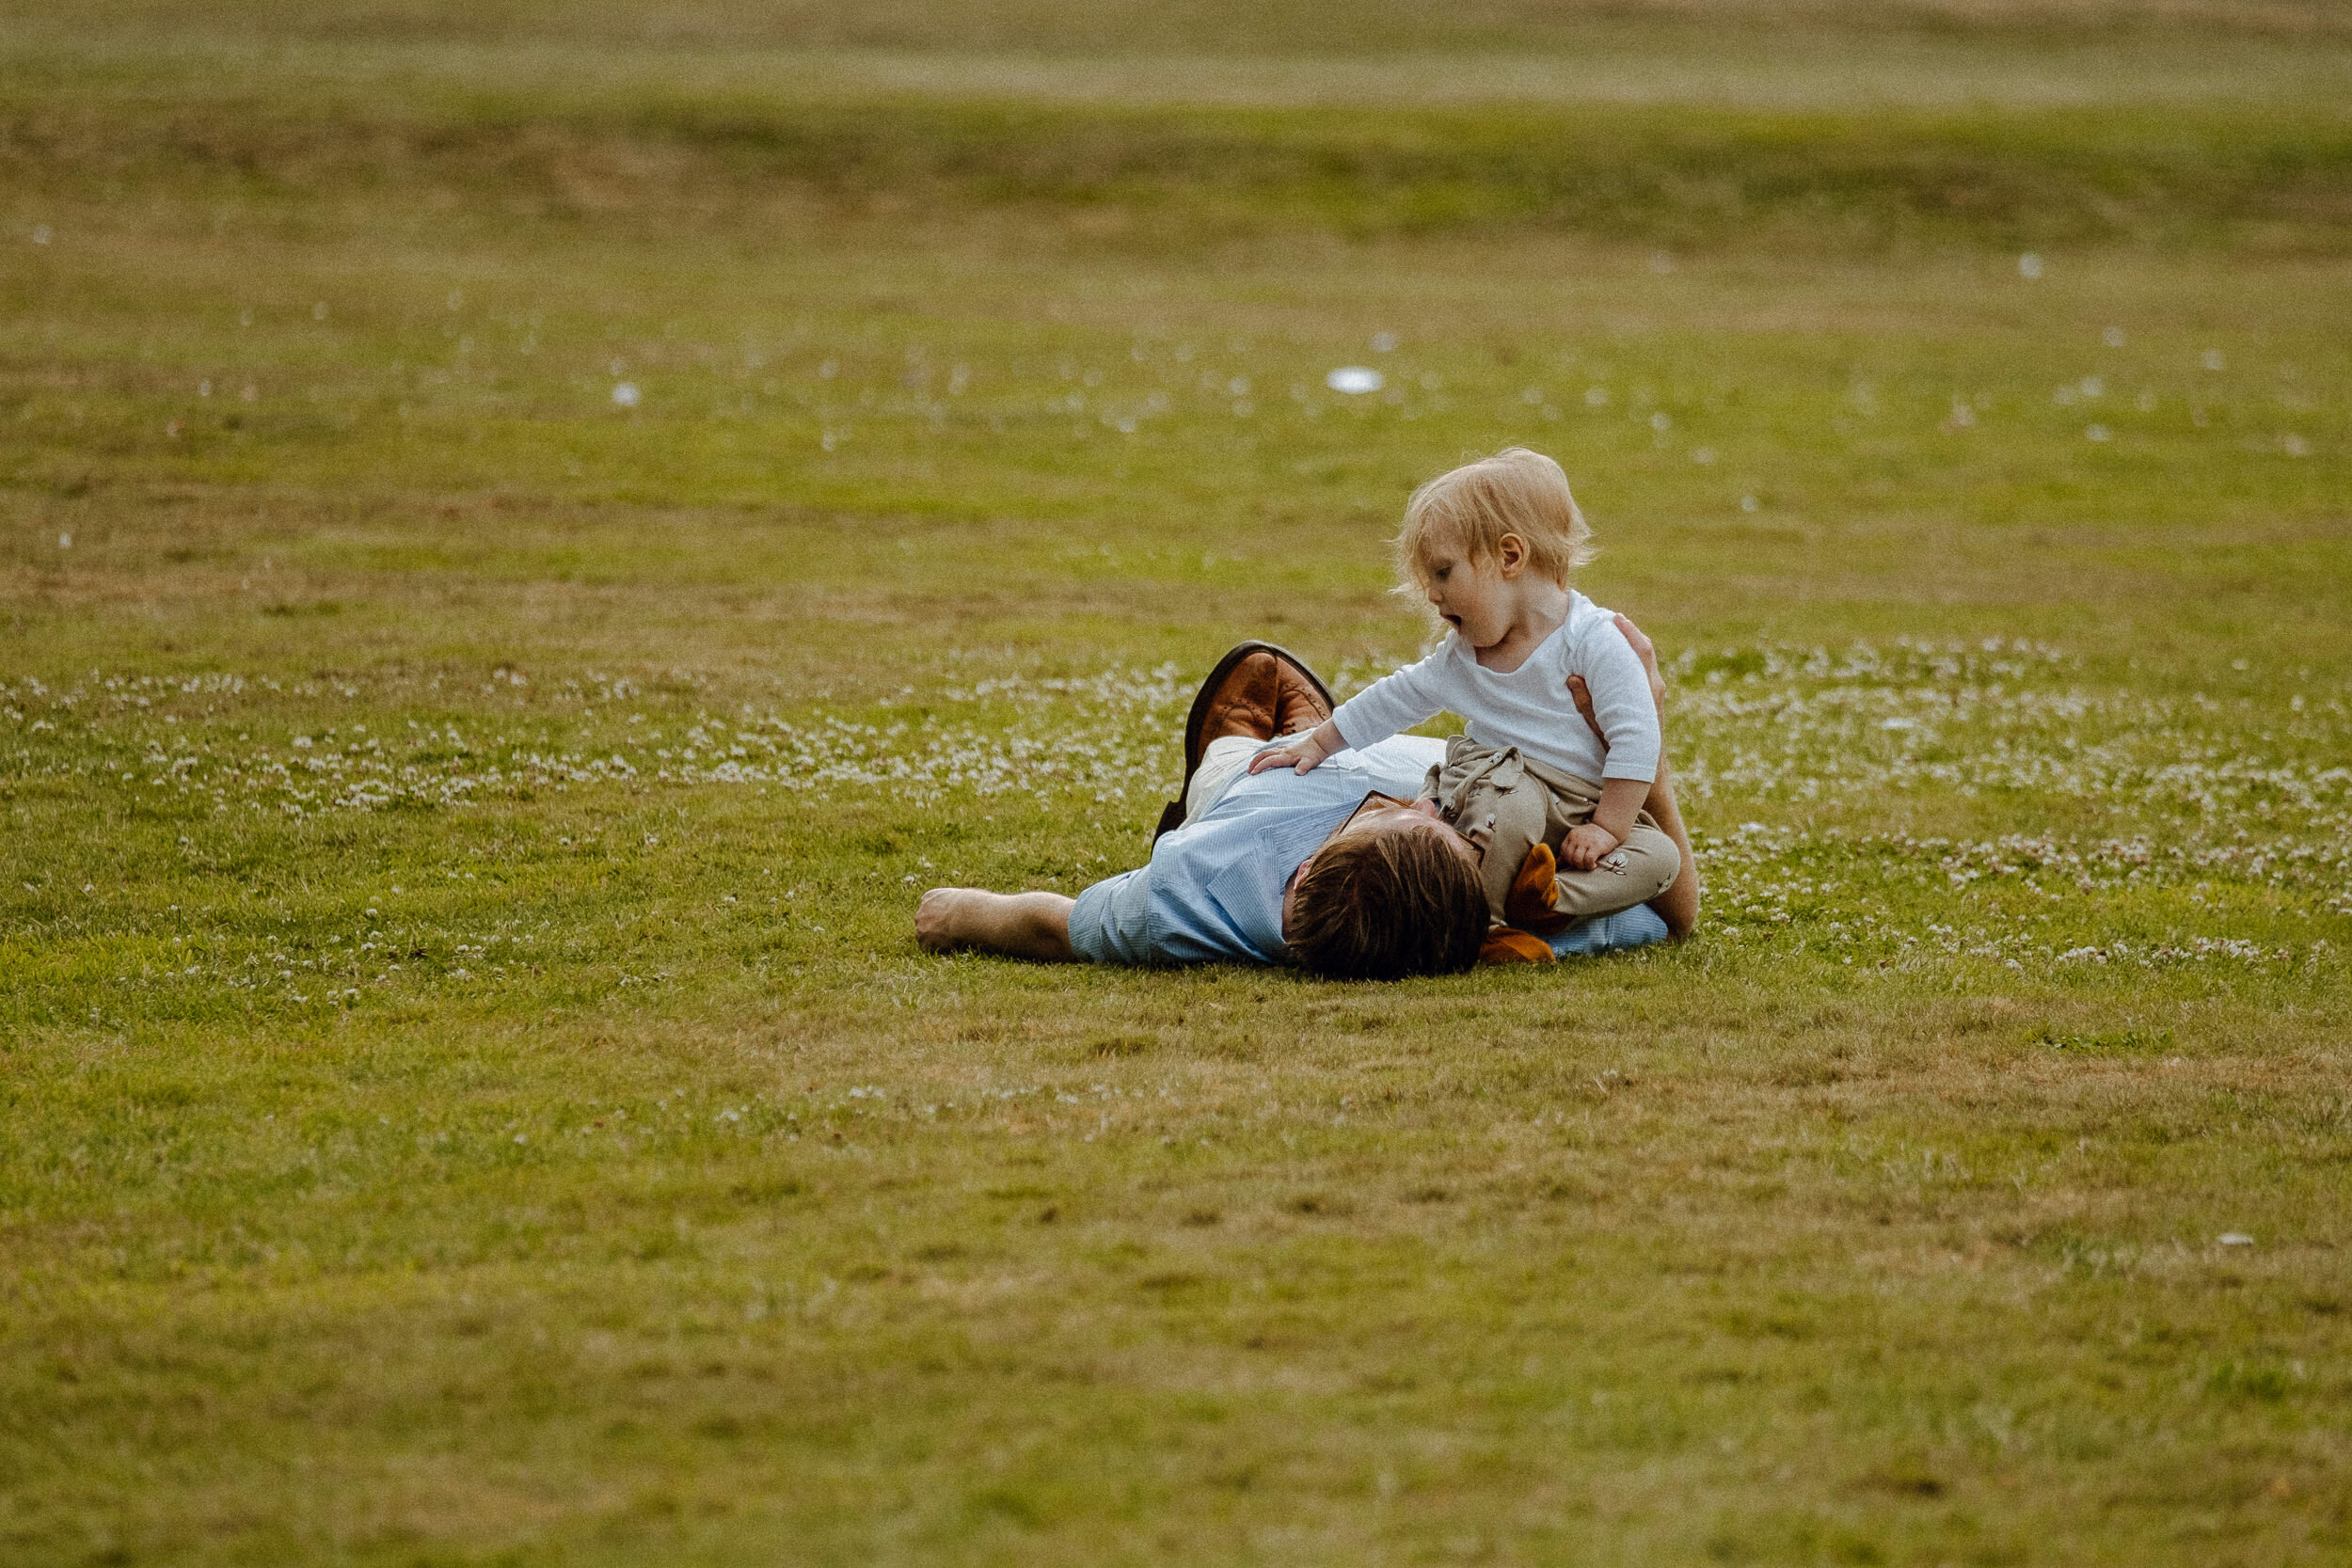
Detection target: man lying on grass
<box><xmin>915</xmin><ymin>629</ymin><xmax>1698</xmax><ymax>981</ymax></box>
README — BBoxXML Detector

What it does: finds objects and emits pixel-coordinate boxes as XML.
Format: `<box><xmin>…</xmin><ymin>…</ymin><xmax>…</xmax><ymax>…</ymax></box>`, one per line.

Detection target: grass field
<box><xmin>4</xmin><ymin>2</ymin><xmax>2350</xmax><ymax>1562</ymax></box>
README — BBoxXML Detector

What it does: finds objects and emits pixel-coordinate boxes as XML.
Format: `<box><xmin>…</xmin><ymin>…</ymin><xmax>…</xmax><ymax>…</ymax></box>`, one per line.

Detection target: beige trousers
<box><xmin>1420</xmin><ymin>736</ymin><xmax>1680</xmax><ymax>927</ymax></box>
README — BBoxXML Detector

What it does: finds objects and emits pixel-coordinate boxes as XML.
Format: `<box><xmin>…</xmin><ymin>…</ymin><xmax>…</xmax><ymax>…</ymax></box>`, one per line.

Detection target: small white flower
<box><xmin>1325</xmin><ymin>367</ymin><xmax>1383</xmax><ymax>395</ymax></box>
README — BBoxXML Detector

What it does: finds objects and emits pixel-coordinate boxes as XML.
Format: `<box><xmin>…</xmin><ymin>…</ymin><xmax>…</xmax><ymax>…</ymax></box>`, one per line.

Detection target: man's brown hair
<box><xmin>1288</xmin><ymin>828</ymin><xmax>1487</xmax><ymax>981</ymax></box>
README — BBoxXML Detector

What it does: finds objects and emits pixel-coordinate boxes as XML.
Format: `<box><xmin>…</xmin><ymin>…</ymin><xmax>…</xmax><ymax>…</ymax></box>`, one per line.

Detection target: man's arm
<box><xmin>1636</xmin><ymin>762</ymin><xmax>1698</xmax><ymax>940</ymax></box>
<box><xmin>915</xmin><ymin>888</ymin><xmax>1076</xmax><ymax>961</ymax></box>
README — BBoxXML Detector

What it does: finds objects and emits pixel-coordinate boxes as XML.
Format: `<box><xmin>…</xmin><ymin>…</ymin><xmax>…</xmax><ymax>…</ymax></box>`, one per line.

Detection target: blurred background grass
<box><xmin>8</xmin><ymin>0</ymin><xmax>2351</xmax><ymax>255</ymax></box>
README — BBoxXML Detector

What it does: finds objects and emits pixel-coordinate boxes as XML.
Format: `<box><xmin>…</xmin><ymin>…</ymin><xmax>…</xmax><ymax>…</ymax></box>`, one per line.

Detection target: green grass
<box><xmin>4</xmin><ymin>3</ymin><xmax>2350</xmax><ymax>1563</ymax></box>
<box><xmin>11</xmin><ymin>38</ymin><xmax>2352</xmax><ymax>253</ymax></box>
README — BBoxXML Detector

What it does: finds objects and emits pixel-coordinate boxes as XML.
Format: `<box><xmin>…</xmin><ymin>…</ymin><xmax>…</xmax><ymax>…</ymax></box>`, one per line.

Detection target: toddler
<box><xmin>1249</xmin><ymin>448</ymin><xmax>1679</xmax><ymax>936</ymax></box>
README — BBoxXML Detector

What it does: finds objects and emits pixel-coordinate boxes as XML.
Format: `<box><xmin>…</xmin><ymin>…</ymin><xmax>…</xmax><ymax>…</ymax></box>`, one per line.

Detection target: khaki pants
<box><xmin>1421</xmin><ymin>736</ymin><xmax>1679</xmax><ymax>927</ymax></box>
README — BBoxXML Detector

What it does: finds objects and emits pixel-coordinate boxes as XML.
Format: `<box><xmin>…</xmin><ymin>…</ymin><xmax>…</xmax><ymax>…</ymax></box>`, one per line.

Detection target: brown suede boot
<box><xmin>1478</xmin><ymin>926</ymin><xmax>1557</xmax><ymax>965</ymax></box>
<box><xmin>1197</xmin><ymin>651</ymin><xmax>1280</xmax><ymax>749</ymax></box>
<box><xmin>1153</xmin><ymin>641</ymin><xmax>1336</xmax><ymax>842</ymax></box>
<box><xmin>1502</xmin><ymin>842</ymin><xmax>1576</xmax><ymax>937</ymax></box>
<box><xmin>1272</xmin><ymin>656</ymin><xmax>1334</xmax><ymax>737</ymax></box>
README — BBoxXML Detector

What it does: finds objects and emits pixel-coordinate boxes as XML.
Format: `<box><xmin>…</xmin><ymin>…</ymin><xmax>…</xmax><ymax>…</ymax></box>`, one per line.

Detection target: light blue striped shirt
<box><xmin>1070</xmin><ymin>734</ymin><xmax>1669</xmax><ymax>967</ymax></box>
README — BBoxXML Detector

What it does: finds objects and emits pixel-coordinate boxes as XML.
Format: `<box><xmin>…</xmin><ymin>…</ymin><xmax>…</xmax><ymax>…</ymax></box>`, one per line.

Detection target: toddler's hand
<box><xmin>1248</xmin><ymin>734</ymin><xmax>1330</xmax><ymax>775</ymax></box>
<box><xmin>1561</xmin><ymin>822</ymin><xmax>1622</xmax><ymax>871</ymax></box>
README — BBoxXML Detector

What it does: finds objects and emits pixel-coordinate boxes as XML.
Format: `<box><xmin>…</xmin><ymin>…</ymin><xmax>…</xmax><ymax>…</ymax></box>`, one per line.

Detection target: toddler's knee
<box><xmin>1617</xmin><ymin>826</ymin><xmax>1680</xmax><ymax>899</ymax></box>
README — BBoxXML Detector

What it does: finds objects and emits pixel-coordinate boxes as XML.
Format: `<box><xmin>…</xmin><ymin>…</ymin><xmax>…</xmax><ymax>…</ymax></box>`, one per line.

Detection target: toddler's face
<box><xmin>1419</xmin><ymin>540</ymin><xmax>1515</xmax><ymax>648</ymax></box>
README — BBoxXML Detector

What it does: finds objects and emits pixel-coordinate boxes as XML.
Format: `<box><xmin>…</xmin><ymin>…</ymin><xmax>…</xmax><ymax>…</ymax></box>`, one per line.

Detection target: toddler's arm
<box><xmin>1250</xmin><ymin>650</ymin><xmax>1450</xmax><ymax>775</ymax></box>
<box><xmin>1562</xmin><ymin>610</ymin><xmax>1675</xmax><ymax>869</ymax></box>
<box><xmin>1561</xmin><ymin>614</ymin><xmax>1665</xmax><ymax>866</ymax></box>
<box><xmin>1561</xmin><ymin>776</ymin><xmax>1650</xmax><ymax>868</ymax></box>
<box><xmin>1567</xmin><ymin>613</ymin><xmax>1697</xmax><ymax>936</ymax></box>
<box><xmin>1574</xmin><ymin>619</ymin><xmax>1664</xmax><ymax>788</ymax></box>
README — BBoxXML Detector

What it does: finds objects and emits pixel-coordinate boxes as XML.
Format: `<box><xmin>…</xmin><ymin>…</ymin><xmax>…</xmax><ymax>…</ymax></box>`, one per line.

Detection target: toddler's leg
<box><xmin>1541</xmin><ymin>816</ymin><xmax>1681</xmax><ymax>924</ymax></box>
<box><xmin>1474</xmin><ymin>785</ymin><xmax>1551</xmax><ymax>928</ymax></box>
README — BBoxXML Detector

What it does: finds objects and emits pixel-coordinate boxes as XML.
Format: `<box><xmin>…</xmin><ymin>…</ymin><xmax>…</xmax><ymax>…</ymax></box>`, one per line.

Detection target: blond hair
<box><xmin>1394</xmin><ymin>447</ymin><xmax>1594</xmax><ymax>597</ymax></box>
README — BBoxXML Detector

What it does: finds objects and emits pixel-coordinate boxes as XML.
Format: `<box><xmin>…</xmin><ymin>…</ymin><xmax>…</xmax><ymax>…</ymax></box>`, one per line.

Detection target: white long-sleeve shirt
<box><xmin>1329</xmin><ymin>591</ymin><xmax>1661</xmax><ymax>784</ymax></box>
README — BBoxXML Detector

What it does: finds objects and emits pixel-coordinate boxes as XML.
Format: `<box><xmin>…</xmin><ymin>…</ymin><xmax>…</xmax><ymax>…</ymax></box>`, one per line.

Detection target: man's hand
<box><xmin>1567</xmin><ymin>612</ymin><xmax>1667</xmax><ymax>743</ymax></box>
<box><xmin>1248</xmin><ymin>719</ymin><xmax>1340</xmax><ymax>775</ymax></box>
<box><xmin>1614</xmin><ymin>612</ymin><xmax>1667</xmax><ymax>712</ymax></box>
<box><xmin>1560</xmin><ymin>821</ymin><xmax>1622</xmax><ymax>872</ymax></box>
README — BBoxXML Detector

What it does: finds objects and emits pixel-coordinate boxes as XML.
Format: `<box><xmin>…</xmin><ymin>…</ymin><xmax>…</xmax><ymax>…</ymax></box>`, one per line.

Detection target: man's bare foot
<box><xmin>915</xmin><ymin>887</ymin><xmax>976</xmax><ymax>953</ymax></box>
<box><xmin>914</xmin><ymin>887</ymin><xmax>1079</xmax><ymax>961</ymax></box>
